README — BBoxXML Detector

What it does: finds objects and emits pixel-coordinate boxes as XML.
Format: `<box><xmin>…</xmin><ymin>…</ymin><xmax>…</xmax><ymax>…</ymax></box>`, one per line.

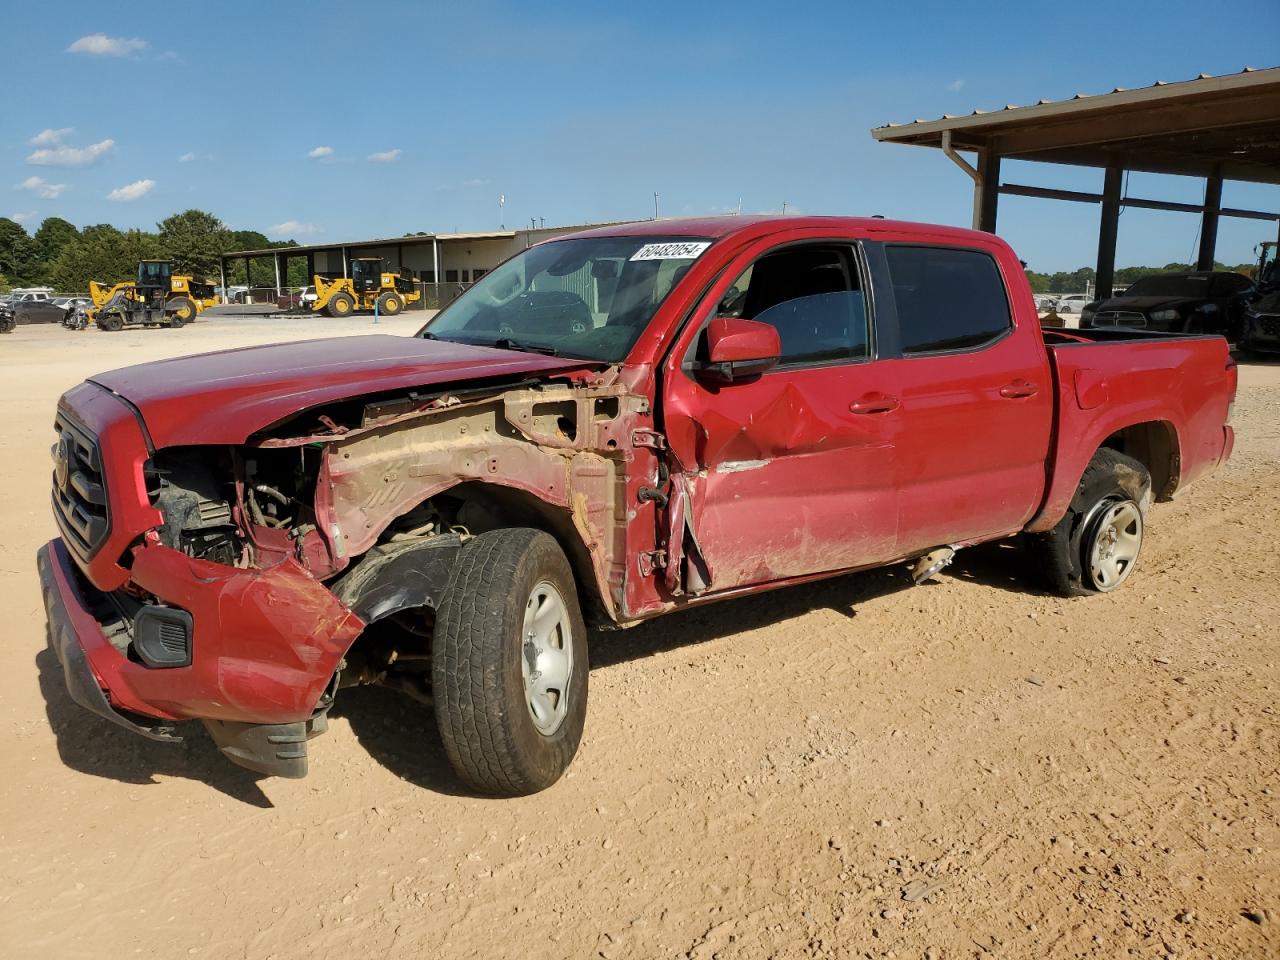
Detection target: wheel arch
<box><xmin>1099</xmin><ymin>419</ymin><xmax>1180</xmax><ymax>502</ymax></box>
<box><xmin>444</xmin><ymin>480</ymin><xmax>613</xmax><ymax>626</ymax></box>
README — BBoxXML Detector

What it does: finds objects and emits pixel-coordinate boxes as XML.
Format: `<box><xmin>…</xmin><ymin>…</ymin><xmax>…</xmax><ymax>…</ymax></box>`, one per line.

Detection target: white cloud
<box><xmin>307</xmin><ymin>145</ymin><xmax>334</xmax><ymax>159</ymax></box>
<box><xmin>268</xmin><ymin>221</ymin><xmax>321</xmax><ymax>237</ymax></box>
<box><xmin>462</xmin><ymin>178</ymin><xmax>490</xmax><ymax>187</ymax></box>
<box><xmin>946</xmin><ymin>79</ymin><xmax>965</xmax><ymax>92</ymax></box>
<box><xmin>177</xmin><ymin>151</ymin><xmax>195</xmax><ymax>163</ymax></box>
<box><xmin>11</xmin><ymin>212</ymin><xmax>36</xmax><ymax>225</ymax></box>
<box><xmin>107</xmin><ymin>178</ymin><xmax>155</xmax><ymax>202</ymax></box>
<box><xmin>368</xmin><ymin>149</ymin><xmax>401</xmax><ymax>163</ymax></box>
<box><xmin>30</xmin><ymin>127</ymin><xmax>73</xmax><ymax>147</ymax></box>
<box><xmin>67</xmin><ymin>34</ymin><xmax>148</xmax><ymax>57</ymax></box>
<box><xmin>18</xmin><ymin>176</ymin><xmax>68</xmax><ymax>199</ymax></box>
<box><xmin>27</xmin><ymin>137</ymin><xmax>115</xmax><ymax>167</ymax></box>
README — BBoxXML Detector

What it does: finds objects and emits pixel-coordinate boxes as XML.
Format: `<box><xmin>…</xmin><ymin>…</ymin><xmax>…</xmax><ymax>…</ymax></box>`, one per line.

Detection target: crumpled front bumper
<box><xmin>37</xmin><ymin>537</ymin><xmax>365</xmax><ymax>732</ymax></box>
<box><xmin>39</xmin><ymin>542</ymin><xmax>182</xmax><ymax>741</ymax></box>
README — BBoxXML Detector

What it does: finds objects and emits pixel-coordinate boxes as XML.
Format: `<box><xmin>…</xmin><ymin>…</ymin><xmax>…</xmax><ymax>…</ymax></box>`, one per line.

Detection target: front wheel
<box><xmin>98</xmin><ymin>314</ymin><xmax>124</xmax><ymax>332</ymax></box>
<box><xmin>433</xmin><ymin>529</ymin><xmax>588</xmax><ymax>796</ymax></box>
<box><xmin>1027</xmin><ymin>448</ymin><xmax>1152</xmax><ymax>596</ymax></box>
<box><xmin>166</xmin><ymin>296</ymin><xmax>195</xmax><ymax>326</ymax></box>
<box><xmin>326</xmin><ymin>292</ymin><xmax>355</xmax><ymax>318</ymax></box>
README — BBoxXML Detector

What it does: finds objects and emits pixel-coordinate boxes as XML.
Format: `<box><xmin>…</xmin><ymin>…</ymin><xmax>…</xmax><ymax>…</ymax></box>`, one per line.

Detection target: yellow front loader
<box><xmin>311</xmin><ymin>257</ymin><xmax>421</xmax><ymax>318</ymax></box>
<box><xmin>87</xmin><ymin>261</ymin><xmax>220</xmax><ymax>331</ymax></box>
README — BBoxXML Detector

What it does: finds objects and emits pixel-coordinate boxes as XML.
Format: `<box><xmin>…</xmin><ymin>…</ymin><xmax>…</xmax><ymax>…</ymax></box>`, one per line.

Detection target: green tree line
<box><xmin>1024</xmin><ymin>260</ymin><xmax>1256</xmax><ymax>294</ymax></box>
<box><xmin>0</xmin><ymin>210</ymin><xmax>310</xmax><ymax>293</ymax></box>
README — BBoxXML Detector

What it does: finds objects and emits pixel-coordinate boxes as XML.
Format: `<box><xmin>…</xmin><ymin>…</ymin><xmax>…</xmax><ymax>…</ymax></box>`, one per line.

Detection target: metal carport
<box><xmin>872</xmin><ymin>67</ymin><xmax>1280</xmax><ymax>297</ymax></box>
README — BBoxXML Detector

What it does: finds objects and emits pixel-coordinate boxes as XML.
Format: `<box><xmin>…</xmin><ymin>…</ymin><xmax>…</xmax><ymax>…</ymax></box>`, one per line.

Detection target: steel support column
<box><xmin>219</xmin><ymin>258</ymin><xmax>227</xmax><ymax>304</ymax></box>
<box><xmin>273</xmin><ymin>253</ymin><xmax>282</xmax><ymax>297</ymax></box>
<box><xmin>1196</xmin><ymin>171</ymin><xmax>1223</xmax><ymax>271</ymax></box>
<box><xmin>976</xmin><ymin>153</ymin><xmax>1001</xmax><ymax>233</ymax></box>
<box><xmin>1095</xmin><ymin>165</ymin><xmax>1123</xmax><ymax>300</ymax></box>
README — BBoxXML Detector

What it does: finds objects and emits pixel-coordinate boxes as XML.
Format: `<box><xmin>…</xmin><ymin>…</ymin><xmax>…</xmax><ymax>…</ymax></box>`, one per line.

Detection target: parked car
<box><xmin>1055</xmin><ymin>293</ymin><xmax>1092</xmax><ymax>314</ymax></box>
<box><xmin>14</xmin><ymin>297</ymin><xmax>72</xmax><ymax>325</ymax></box>
<box><xmin>1081</xmin><ymin>271</ymin><xmax>1254</xmax><ymax>338</ymax></box>
<box><xmin>276</xmin><ymin>286</ymin><xmax>319</xmax><ymax>311</ymax></box>
<box><xmin>1240</xmin><ymin>290</ymin><xmax>1280</xmax><ymax>356</ymax></box>
<box><xmin>1033</xmin><ymin>294</ymin><xmax>1059</xmax><ymax>313</ymax></box>
<box><xmin>38</xmin><ymin>215</ymin><xmax>1237</xmax><ymax>795</ymax></box>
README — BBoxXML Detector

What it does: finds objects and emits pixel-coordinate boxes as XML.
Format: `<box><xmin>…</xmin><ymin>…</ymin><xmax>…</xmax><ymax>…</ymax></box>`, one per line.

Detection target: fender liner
<box><xmin>330</xmin><ymin>533</ymin><xmax>463</xmax><ymax>624</ymax></box>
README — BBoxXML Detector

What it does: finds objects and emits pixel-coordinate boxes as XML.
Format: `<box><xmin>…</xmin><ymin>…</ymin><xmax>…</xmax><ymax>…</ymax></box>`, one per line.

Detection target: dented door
<box><xmin>665</xmin><ymin>365</ymin><xmax>900</xmax><ymax>590</ymax></box>
<box><xmin>661</xmin><ymin>237</ymin><xmax>901</xmax><ymax>592</ymax></box>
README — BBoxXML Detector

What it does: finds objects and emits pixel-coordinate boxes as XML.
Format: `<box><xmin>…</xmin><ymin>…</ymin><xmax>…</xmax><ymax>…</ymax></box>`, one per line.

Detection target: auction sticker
<box><xmin>629</xmin><ymin>241</ymin><xmax>712</xmax><ymax>261</ymax></box>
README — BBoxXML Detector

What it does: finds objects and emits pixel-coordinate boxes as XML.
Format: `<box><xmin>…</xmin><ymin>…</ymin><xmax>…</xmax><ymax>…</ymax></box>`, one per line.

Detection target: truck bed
<box><xmin>1027</xmin><ymin>327</ymin><xmax>1236</xmax><ymax>533</ymax></box>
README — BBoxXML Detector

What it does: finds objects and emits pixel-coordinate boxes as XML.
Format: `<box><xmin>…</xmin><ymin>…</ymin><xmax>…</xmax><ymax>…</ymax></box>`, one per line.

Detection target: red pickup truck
<box><xmin>38</xmin><ymin>216</ymin><xmax>1236</xmax><ymax>795</ymax></box>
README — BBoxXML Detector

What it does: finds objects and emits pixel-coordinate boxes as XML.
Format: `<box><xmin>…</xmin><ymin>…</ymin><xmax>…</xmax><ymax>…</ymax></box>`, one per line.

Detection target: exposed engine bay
<box><xmin>136</xmin><ymin>374</ymin><xmax>658</xmax><ymax>706</ymax></box>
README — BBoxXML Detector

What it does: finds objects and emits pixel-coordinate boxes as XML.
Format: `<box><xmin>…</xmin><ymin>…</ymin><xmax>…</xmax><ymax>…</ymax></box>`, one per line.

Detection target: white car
<box><xmin>1056</xmin><ymin>294</ymin><xmax>1092</xmax><ymax>314</ymax></box>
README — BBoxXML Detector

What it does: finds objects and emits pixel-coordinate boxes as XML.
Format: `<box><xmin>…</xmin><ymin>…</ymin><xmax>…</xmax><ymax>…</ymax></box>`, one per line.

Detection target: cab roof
<box><xmin>559</xmin><ymin>214</ymin><xmax>999</xmax><ymax>245</ymax></box>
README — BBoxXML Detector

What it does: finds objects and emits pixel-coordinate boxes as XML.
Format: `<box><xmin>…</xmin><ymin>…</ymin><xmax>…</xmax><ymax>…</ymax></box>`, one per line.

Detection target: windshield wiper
<box><xmin>489</xmin><ymin>337</ymin><xmax>560</xmax><ymax>356</ymax></box>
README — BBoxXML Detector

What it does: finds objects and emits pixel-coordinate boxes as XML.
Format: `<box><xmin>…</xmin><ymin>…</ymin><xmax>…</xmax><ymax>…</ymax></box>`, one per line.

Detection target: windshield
<box><xmin>1123</xmin><ymin>275</ymin><xmax>1210</xmax><ymax>298</ymax></box>
<box><xmin>138</xmin><ymin>261</ymin><xmax>171</xmax><ymax>287</ymax></box>
<box><xmin>420</xmin><ymin>235</ymin><xmax>712</xmax><ymax>362</ymax></box>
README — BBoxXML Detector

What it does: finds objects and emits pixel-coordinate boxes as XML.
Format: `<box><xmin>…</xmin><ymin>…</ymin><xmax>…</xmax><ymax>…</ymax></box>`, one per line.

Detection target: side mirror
<box><xmin>696</xmin><ymin>317</ymin><xmax>781</xmax><ymax>383</ymax></box>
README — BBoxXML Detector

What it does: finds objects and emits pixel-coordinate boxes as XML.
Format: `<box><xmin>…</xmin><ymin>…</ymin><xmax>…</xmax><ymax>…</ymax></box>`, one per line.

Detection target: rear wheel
<box><xmin>326</xmin><ymin>292</ymin><xmax>355</xmax><ymax>318</ymax></box>
<box><xmin>378</xmin><ymin>293</ymin><xmax>403</xmax><ymax>316</ymax></box>
<box><xmin>433</xmin><ymin>529</ymin><xmax>588</xmax><ymax>796</ymax></box>
<box><xmin>0</xmin><ymin>316</ymin><xmax>14</xmax><ymax>334</ymax></box>
<box><xmin>1027</xmin><ymin>448</ymin><xmax>1152</xmax><ymax>597</ymax></box>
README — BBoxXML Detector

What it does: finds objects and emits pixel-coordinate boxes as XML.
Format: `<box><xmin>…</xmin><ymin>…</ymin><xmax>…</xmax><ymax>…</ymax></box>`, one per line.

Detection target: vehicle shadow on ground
<box><xmin>591</xmin><ymin>562</ymin><xmax>915</xmax><ymax>669</ymax></box>
<box><xmin>36</xmin><ymin>544</ymin><xmax>1043</xmax><ymax>802</ymax></box>
<box><xmin>945</xmin><ymin>539</ymin><xmax>1048</xmax><ymax>596</ymax></box>
<box><xmin>334</xmin><ymin>685</ymin><xmax>473</xmax><ymax>797</ymax></box>
<box><xmin>34</xmin><ymin>646</ymin><xmax>275</xmax><ymax>807</ymax></box>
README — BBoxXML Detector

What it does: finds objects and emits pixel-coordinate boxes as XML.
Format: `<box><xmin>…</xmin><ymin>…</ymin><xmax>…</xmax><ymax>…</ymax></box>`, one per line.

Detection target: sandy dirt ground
<box><xmin>0</xmin><ymin>317</ymin><xmax>1276</xmax><ymax>960</ymax></box>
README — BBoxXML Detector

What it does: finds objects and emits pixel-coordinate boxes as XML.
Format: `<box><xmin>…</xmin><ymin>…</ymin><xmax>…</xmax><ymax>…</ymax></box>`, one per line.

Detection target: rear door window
<box><xmin>885</xmin><ymin>246</ymin><xmax>1011</xmax><ymax>354</ymax></box>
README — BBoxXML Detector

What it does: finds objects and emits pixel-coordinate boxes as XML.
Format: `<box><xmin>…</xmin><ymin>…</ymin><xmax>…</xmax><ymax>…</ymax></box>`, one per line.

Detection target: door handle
<box><xmin>850</xmin><ymin>393</ymin><xmax>900</xmax><ymax>415</ymax></box>
<box><xmin>999</xmin><ymin>380</ymin><xmax>1039</xmax><ymax>399</ymax></box>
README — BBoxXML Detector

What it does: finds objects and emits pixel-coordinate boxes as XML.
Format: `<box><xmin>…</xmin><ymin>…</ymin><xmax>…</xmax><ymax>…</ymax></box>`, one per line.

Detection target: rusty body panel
<box><xmin>311</xmin><ymin>383</ymin><xmax>653</xmax><ymax>620</ymax></box>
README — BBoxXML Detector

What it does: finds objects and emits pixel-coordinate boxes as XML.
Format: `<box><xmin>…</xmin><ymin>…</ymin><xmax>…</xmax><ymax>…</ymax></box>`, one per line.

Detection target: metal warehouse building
<box><xmin>221</xmin><ymin>221</ymin><xmax>625</xmax><ymax>308</ymax></box>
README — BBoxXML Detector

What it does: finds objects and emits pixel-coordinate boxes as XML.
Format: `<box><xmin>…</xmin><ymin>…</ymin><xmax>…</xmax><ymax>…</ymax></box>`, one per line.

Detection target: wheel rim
<box><xmin>1086</xmin><ymin>498</ymin><xmax>1142</xmax><ymax>591</ymax></box>
<box><xmin>521</xmin><ymin>580</ymin><xmax>573</xmax><ymax>736</ymax></box>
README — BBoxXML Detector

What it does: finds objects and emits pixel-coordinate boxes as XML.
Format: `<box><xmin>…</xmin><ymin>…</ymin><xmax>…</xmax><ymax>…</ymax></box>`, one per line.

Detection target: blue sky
<box><xmin>3</xmin><ymin>0</ymin><xmax>1278</xmax><ymax>272</ymax></box>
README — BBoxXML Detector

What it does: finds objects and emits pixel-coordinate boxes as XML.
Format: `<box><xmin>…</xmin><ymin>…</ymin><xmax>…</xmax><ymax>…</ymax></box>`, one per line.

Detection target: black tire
<box><xmin>378</xmin><ymin>293</ymin><xmax>403</xmax><ymax>316</ymax></box>
<box><xmin>433</xmin><ymin>529</ymin><xmax>588</xmax><ymax>796</ymax></box>
<box><xmin>1026</xmin><ymin>448</ymin><xmax>1153</xmax><ymax>597</ymax></box>
<box><xmin>98</xmin><ymin>314</ymin><xmax>124</xmax><ymax>332</ymax></box>
<box><xmin>0</xmin><ymin>316</ymin><xmax>14</xmax><ymax>334</ymax></box>
<box><xmin>166</xmin><ymin>296</ymin><xmax>196</xmax><ymax>326</ymax></box>
<box><xmin>326</xmin><ymin>292</ymin><xmax>355</xmax><ymax>318</ymax></box>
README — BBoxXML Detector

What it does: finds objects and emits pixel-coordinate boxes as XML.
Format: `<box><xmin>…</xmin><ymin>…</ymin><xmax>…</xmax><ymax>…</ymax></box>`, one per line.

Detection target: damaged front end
<box><xmin>43</xmin><ymin>364</ymin><xmax>672</xmax><ymax>777</ymax></box>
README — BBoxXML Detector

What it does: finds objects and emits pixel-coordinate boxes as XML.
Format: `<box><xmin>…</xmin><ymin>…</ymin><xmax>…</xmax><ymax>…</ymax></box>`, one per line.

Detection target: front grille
<box><xmin>1261</xmin><ymin>316</ymin><xmax>1280</xmax><ymax>337</ymax></box>
<box><xmin>1094</xmin><ymin>311</ymin><xmax>1148</xmax><ymax>327</ymax></box>
<box><xmin>52</xmin><ymin>410</ymin><xmax>111</xmax><ymax>560</ymax></box>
